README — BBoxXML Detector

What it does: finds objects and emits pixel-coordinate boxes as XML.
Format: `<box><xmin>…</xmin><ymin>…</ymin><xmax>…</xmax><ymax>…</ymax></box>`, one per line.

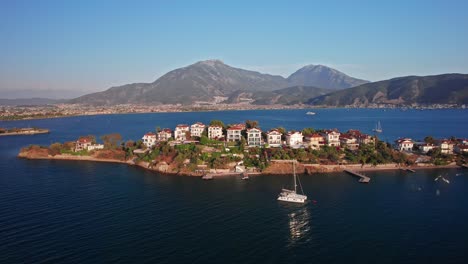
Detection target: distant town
<box><xmin>18</xmin><ymin>119</ymin><xmax>468</xmax><ymax>177</ymax></box>
<box><xmin>1</xmin><ymin>103</ymin><xmax>465</xmax><ymax>121</ymax></box>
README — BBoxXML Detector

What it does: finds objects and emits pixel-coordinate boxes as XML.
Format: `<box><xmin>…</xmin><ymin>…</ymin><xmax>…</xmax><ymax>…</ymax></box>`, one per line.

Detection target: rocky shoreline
<box><xmin>17</xmin><ymin>151</ymin><xmax>462</xmax><ymax>177</ymax></box>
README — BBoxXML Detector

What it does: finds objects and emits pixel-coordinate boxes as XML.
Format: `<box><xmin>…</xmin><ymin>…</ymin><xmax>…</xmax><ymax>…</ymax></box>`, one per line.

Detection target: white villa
<box><xmin>190</xmin><ymin>122</ymin><xmax>205</xmax><ymax>138</ymax></box>
<box><xmin>227</xmin><ymin>126</ymin><xmax>243</xmax><ymax>142</ymax></box>
<box><xmin>321</xmin><ymin>130</ymin><xmax>341</xmax><ymax>147</ymax></box>
<box><xmin>142</xmin><ymin>132</ymin><xmax>157</xmax><ymax>148</ymax></box>
<box><xmin>286</xmin><ymin>131</ymin><xmax>303</xmax><ymax>147</ymax></box>
<box><xmin>75</xmin><ymin>137</ymin><xmax>92</xmax><ymax>152</ymax></box>
<box><xmin>208</xmin><ymin>125</ymin><xmax>223</xmax><ymax>140</ymax></box>
<box><xmin>439</xmin><ymin>140</ymin><xmax>454</xmax><ymax>154</ymax></box>
<box><xmin>247</xmin><ymin>128</ymin><xmax>262</xmax><ymax>147</ymax></box>
<box><xmin>157</xmin><ymin>129</ymin><xmax>172</xmax><ymax>142</ymax></box>
<box><xmin>304</xmin><ymin>133</ymin><xmax>325</xmax><ymax>149</ymax></box>
<box><xmin>339</xmin><ymin>134</ymin><xmax>359</xmax><ymax>150</ymax></box>
<box><xmin>266</xmin><ymin>129</ymin><xmax>282</xmax><ymax>147</ymax></box>
<box><xmin>174</xmin><ymin>124</ymin><xmax>190</xmax><ymax>141</ymax></box>
<box><xmin>419</xmin><ymin>143</ymin><xmax>435</xmax><ymax>154</ymax></box>
<box><xmin>395</xmin><ymin>138</ymin><xmax>414</xmax><ymax>152</ymax></box>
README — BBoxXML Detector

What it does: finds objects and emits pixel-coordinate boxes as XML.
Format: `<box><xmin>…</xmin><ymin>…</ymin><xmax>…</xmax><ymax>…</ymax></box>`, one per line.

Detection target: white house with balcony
<box><xmin>174</xmin><ymin>124</ymin><xmax>190</xmax><ymax>141</ymax></box>
<box><xmin>227</xmin><ymin>126</ymin><xmax>243</xmax><ymax>142</ymax></box>
<box><xmin>439</xmin><ymin>140</ymin><xmax>454</xmax><ymax>154</ymax></box>
<box><xmin>395</xmin><ymin>138</ymin><xmax>414</xmax><ymax>152</ymax></box>
<box><xmin>418</xmin><ymin>143</ymin><xmax>435</xmax><ymax>154</ymax></box>
<box><xmin>266</xmin><ymin>129</ymin><xmax>282</xmax><ymax>147</ymax></box>
<box><xmin>142</xmin><ymin>132</ymin><xmax>157</xmax><ymax>148</ymax></box>
<box><xmin>247</xmin><ymin>128</ymin><xmax>262</xmax><ymax>147</ymax></box>
<box><xmin>304</xmin><ymin>133</ymin><xmax>325</xmax><ymax>149</ymax></box>
<box><xmin>321</xmin><ymin>130</ymin><xmax>341</xmax><ymax>147</ymax></box>
<box><xmin>157</xmin><ymin>129</ymin><xmax>172</xmax><ymax>142</ymax></box>
<box><xmin>286</xmin><ymin>131</ymin><xmax>303</xmax><ymax>147</ymax></box>
<box><xmin>190</xmin><ymin>122</ymin><xmax>205</xmax><ymax>138</ymax></box>
<box><xmin>208</xmin><ymin>125</ymin><xmax>223</xmax><ymax>140</ymax></box>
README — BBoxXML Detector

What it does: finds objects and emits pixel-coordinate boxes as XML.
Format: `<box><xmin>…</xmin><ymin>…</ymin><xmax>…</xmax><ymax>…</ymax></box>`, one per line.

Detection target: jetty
<box><xmin>344</xmin><ymin>169</ymin><xmax>371</xmax><ymax>183</ymax></box>
<box><xmin>202</xmin><ymin>172</ymin><xmax>241</xmax><ymax>180</ymax></box>
<box><xmin>400</xmin><ymin>168</ymin><xmax>416</xmax><ymax>173</ymax></box>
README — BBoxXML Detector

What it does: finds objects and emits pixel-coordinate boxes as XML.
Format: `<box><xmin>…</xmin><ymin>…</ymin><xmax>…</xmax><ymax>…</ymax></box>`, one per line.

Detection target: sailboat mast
<box><xmin>293</xmin><ymin>160</ymin><xmax>297</xmax><ymax>193</ymax></box>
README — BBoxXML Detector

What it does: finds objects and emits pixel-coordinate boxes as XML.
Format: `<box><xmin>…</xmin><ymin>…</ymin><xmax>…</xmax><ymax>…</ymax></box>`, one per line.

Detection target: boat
<box><xmin>241</xmin><ymin>172</ymin><xmax>249</xmax><ymax>180</ymax></box>
<box><xmin>278</xmin><ymin>161</ymin><xmax>307</xmax><ymax>204</ymax></box>
<box><xmin>372</xmin><ymin>121</ymin><xmax>383</xmax><ymax>133</ymax></box>
<box><xmin>306</xmin><ymin>111</ymin><xmax>316</xmax><ymax>115</ymax></box>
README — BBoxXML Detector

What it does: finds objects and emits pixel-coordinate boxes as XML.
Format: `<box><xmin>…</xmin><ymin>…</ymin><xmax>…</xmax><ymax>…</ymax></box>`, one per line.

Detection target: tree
<box><xmin>210</xmin><ymin>120</ymin><xmax>225</xmax><ymax>128</ymax></box>
<box><xmin>100</xmin><ymin>133</ymin><xmax>122</xmax><ymax>149</ymax></box>
<box><xmin>156</xmin><ymin>126</ymin><xmax>162</xmax><ymax>133</ymax></box>
<box><xmin>302</xmin><ymin>127</ymin><xmax>315</xmax><ymax>136</ymax></box>
<box><xmin>245</xmin><ymin>120</ymin><xmax>259</xmax><ymax>129</ymax></box>
<box><xmin>424</xmin><ymin>136</ymin><xmax>435</xmax><ymax>144</ymax></box>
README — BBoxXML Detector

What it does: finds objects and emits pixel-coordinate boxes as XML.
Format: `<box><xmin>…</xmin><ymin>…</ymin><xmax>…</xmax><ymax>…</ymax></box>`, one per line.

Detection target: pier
<box><xmin>344</xmin><ymin>169</ymin><xmax>371</xmax><ymax>183</ymax></box>
<box><xmin>202</xmin><ymin>172</ymin><xmax>242</xmax><ymax>180</ymax></box>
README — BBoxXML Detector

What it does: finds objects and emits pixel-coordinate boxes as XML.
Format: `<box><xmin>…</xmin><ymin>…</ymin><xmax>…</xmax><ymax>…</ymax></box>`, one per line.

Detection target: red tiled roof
<box><xmin>77</xmin><ymin>138</ymin><xmax>91</xmax><ymax>143</ymax></box>
<box><xmin>227</xmin><ymin>126</ymin><xmax>243</xmax><ymax>130</ymax></box>
<box><xmin>176</xmin><ymin>124</ymin><xmax>189</xmax><ymax>128</ymax></box>
<box><xmin>144</xmin><ymin>132</ymin><xmax>156</xmax><ymax>136</ymax></box>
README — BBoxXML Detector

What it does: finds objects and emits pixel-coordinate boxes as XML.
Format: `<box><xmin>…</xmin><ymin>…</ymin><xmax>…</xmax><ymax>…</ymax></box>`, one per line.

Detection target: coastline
<box><xmin>0</xmin><ymin>129</ymin><xmax>50</xmax><ymax>136</ymax></box>
<box><xmin>17</xmin><ymin>152</ymin><xmax>463</xmax><ymax>177</ymax></box>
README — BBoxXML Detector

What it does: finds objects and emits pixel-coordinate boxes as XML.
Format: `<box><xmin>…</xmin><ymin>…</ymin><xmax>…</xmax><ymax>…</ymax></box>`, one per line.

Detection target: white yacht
<box><xmin>306</xmin><ymin>111</ymin><xmax>316</xmax><ymax>115</ymax></box>
<box><xmin>278</xmin><ymin>161</ymin><xmax>307</xmax><ymax>204</ymax></box>
<box><xmin>372</xmin><ymin>121</ymin><xmax>383</xmax><ymax>133</ymax></box>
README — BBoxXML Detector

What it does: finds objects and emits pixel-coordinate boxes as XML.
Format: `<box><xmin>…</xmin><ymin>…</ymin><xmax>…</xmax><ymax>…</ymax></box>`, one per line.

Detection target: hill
<box><xmin>287</xmin><ymin>65</ymin><xmax>369</xmax><ymax>90</ymax></box>
<box><xmin>69</xmin><ymin>60</ymin><xmax>368</xmax><ymax>105</ymax></box>
<box><xmin>308</xmin><ymin>74</ymin><xmax>468</xmax><ymax>106</ymax></box>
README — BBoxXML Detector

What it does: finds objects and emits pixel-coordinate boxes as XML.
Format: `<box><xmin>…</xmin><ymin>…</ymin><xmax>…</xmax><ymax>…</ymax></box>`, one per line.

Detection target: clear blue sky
<box><xmin>1</xmin><ymin>0</ymin><xmax>468</xmax><ymax>97</ymax></box>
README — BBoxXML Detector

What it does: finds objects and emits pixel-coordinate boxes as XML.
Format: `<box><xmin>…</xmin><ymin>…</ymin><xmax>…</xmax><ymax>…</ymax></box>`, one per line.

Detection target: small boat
<box><xmin>241</xmin><ymin>172</ymin><xmax>249</xmax><ymax>180</ymax></box>
<box><xmin>306</xmin><ymin>111</ymin><xmax>316</xmax><ymax>115</ymax></box>
<box><xmin>278</xmin><ymin>161</ymin><xmax>307</xmax><ymax>204</ymax></box>
<box><xmin>434</xmin><ymin>175</ymin><xmax>442</xmax><ymax>181</ymax></box>
<box><xmin>442</xmin><ymin>178</ymin><xmax>450</xmax><ymax>184</ymax></box>
<box><xmin>372</xmin><ymin>121</ymin><xmax>383</xmax><ymax>133</ymax></box>
<box><xmin>202</xmin><ymin>174</ymin><xmax>213</xmax><ymax>180</ymax></box>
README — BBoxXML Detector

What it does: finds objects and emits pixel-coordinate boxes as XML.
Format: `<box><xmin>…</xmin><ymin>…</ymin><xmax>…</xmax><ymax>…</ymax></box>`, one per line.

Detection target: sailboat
<box><xmin>372</xmin><ymin>121</ymin><xmax>383</xmax><ymax>133</ymax></box>
<box><xmin>278</xmin><ymin>161</ymin><xmax>307</xmax><ymax>204</ymax></box>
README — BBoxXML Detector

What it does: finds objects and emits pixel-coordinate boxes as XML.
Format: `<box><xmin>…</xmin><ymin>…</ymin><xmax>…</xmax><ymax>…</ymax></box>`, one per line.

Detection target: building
<box><xmin>304</xmin><ymin>133</ymin><xmax>325</xmax><ymax>149</ymax></box>
<box><xmin>418</xmin><ymin>143</ymin><xmax>435</xmax><ymax>154</ymax></box>
<box><xmin>75</xmin><ymin>137</ymin><xmax>92</xmax><ymax>152</ymax></box>
<box><xmin>454</xmin><ymin>144</ymin><xmax>468</xmax><ymax>154</ymax></box>
<box><xmin>190</xmin><ymin>122</ymin><xmax>205</xmax><ymax>138</ymax></box>
<box><xmin>227</xmin><ymin>126</ymin><xmax>243</xmax><ymax>142</ymax></box>
<box><xmin>439</xmin><ymin>140</ymin><xmax>454</xmax><ymax>154</ymax></box>
<box><xmin>208</xmin><ymin>125</ymin><xmax>223</xmax><ymax>140</ymax></box>
<box><xmin>286</xmin><ymin>131</ymin><xmax>303</xmax><ymax>147</ymax></box>
<box><xmin>174</xmin><ymin>124</ymin><xmax>190</xmax><ymax>141</ymax></box>
<box><xmin>87</xmin><ymin>144</ymin><xmax>104</xmax><ymax>151</ymax></box>
<box><xmin>247</xmin><ymin>128</ymin><xmax>262</xmax><ymax>147</ymax></box>
<box><xmin>340</xmin><ymin>134</ymin><xmax>359</xmax><ymax>150</ymax></box>
<box><xmin>157</xmin><ymin>129</ymin><xmax>172</xmax><ymax>142</ymax></box>
<box><xmin>266</xmin><ymin>129</ymin><xmax>282</xmax><ymax>147</ymax></box>
<box><xmin>321</xmin><ymin>130</ymin><xmax>341</xmax><ymax>147</ymax></box>
<box><xmin>357</xmin><ymin>134</ymin><xmax>375</xmax><ymax>145</ymax></box>
<box><xmin>395</xmin><ymin>138</ymin><xmax>414</xmax><ymax>152</ymax></box>
<box><xmin>142</xmin><ymin>132</ymin><xmax>157</xmax><ymax>148</ymax></box>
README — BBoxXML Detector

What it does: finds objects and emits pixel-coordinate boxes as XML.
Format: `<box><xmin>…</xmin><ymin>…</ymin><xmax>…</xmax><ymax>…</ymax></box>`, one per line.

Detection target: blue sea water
<box><xmin>1</xmin><ymin>109</ymin><xmax>467</xmax><ymax>263</ymax></box>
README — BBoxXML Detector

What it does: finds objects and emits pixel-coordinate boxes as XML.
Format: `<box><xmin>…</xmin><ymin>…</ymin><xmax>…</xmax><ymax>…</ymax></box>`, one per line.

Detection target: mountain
<box><xmin>287</xmin><ymin>65</ymin><xmax>369</xmax><ymax>90</ymax></box>
<box><xmin>69</xmin><ymin>60</ymin><xmax>289</xmax><ymax>105</ymax></box>
<box><xmin>223</xmin><ymin>86</ymin><xmax>333</xmax><ymax>105</ymax></box>
<box><xmin>0</xmin><ymin>98</ymin><xmax>65</xmax><ymax>106</ymax></box>
<box><xmin>309</xmin><ymin>74</ymin><xmax>468</xmax><ymax>106</ymax></box>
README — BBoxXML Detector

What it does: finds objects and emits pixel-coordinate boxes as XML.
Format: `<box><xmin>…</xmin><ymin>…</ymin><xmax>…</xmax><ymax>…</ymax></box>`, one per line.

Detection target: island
<box><xmin>18</xmin><ymin>120</ymin><xmax>467</xmax><ymax>177</ymax></box>
<box><xmin>0</xmin><ymin>127</ymin><xmax>50</xmax><ymax>136</ymax></box>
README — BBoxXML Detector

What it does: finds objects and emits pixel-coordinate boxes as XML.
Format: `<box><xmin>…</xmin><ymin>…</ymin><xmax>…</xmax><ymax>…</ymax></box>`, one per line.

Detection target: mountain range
<box><xmin>309</xmin><ymin>74</ymin><xmax>468</xmax><ymax>106</ymax></box>
<box><xmin>69</xmin><ymin>60</ymin><xmax>368</xmax><ymax>105</ymax></box>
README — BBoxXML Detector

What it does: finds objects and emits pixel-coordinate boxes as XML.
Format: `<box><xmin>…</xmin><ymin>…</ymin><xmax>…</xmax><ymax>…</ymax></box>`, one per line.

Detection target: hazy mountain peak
<box><xmin>287</xmin><ymin>64</ymin><xmax>369</xmax><ymax>90</ymax></box>
<box><xmin>195</xmin><ymin>59</ymin><xmax>225</xmax><ymax>67</ymax></box>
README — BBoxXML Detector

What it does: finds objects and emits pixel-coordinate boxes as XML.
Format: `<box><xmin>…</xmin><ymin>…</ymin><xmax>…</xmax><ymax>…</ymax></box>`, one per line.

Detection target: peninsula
<box><xmin>17</xmin><ymin>120</ymin><xmax>467</xmax><ymax>176</ymax></box>
<box><xmin>0</xmin><ymin>127</ymin><xmax>49</xmax><ymax>136</ymax></box>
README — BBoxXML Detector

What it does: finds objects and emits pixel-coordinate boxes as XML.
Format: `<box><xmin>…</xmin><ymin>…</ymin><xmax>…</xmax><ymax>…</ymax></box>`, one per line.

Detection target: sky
<box><xmin>1</xmin><ymin>0</ymin><xmax>468</xmax><ymax>98</ymax></box>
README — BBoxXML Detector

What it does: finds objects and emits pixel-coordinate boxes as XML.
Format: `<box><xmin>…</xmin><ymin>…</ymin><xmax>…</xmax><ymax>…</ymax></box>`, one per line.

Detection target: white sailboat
<box><xmin>278</xmin><ymin>161</ymin><xmax>307</xmax><ymax>204</ymax></box>
<box><xmin>372</xmin><ymin>121</ymin><xmax>383</xmax><ymax>133</ymax></box>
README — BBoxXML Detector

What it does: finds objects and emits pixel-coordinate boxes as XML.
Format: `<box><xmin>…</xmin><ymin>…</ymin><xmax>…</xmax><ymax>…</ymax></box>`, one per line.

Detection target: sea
<box><xmin>1</xmin><ymin>108</ymin><xmax>467</xmax><ymax>263</ymax></box>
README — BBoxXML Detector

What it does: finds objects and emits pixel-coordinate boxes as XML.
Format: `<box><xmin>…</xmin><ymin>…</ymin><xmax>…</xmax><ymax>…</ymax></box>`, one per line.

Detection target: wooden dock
<box><xmin>344</xmin><ymin>169</ymin><xmax>371</xmax><ymax>183</ymax></box>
